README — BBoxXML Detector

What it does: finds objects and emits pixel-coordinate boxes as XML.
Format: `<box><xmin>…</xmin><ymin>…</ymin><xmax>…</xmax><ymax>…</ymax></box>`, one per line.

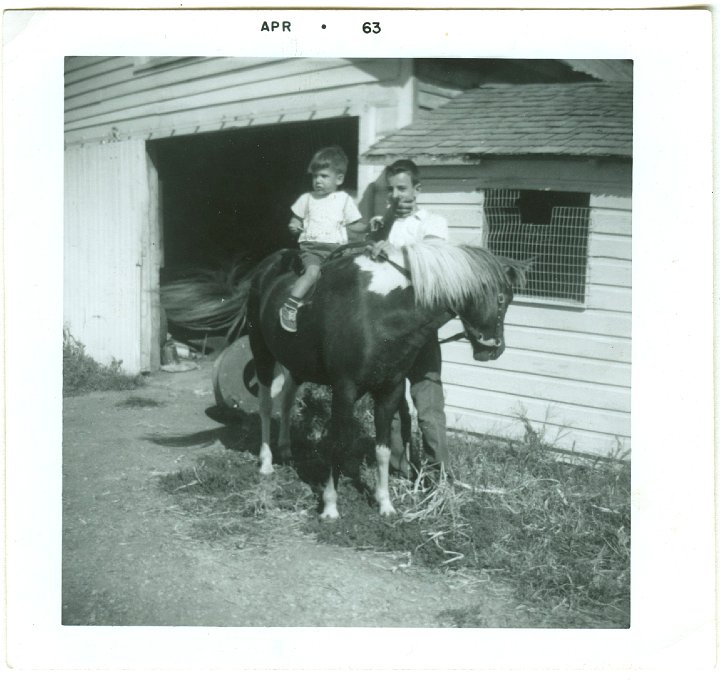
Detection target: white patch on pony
<box><xmin>270</xmin><ymin>367</ymin><xmax>286</xmax><ymax>399</ymax></box>
<box><xmin>259</xmin><ymin>443</ymin><xmax>274</xmax><ymax>475</ymax></box>
<box><xmin>355</xmin><ymin>254</ymin><xmax>410</xmax><ymax>296</ymax></box>
<box><xmin>321</xmin><ymin>475</ymin><xmax>339</xmax><ymax>520</ymax></box>
<box><xmin>258</xmin><ymin>384</ymin><xmax>274</xmax><ymax>474</ymax></box>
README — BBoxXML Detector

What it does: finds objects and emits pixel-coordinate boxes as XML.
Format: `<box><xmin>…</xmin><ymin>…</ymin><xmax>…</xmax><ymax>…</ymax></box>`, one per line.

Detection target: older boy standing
<box><xmin>372</xmin><ymin>159</ymin><xmax>450</xmax><ymax>476</ymax></box>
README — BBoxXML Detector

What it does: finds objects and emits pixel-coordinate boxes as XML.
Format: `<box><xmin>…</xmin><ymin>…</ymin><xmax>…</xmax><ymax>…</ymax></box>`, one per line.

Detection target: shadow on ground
<box><xmin>145</xmin><ymin>400</ymin><xmax>377</xmax><ymax>504</ymax></box>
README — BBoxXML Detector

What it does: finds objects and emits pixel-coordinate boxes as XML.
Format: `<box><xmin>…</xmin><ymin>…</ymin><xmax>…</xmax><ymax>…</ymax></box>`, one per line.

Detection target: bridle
<box><xmin>449</xmin><ymin>292</ymin><xmax>507</xmax><ymax>347</ymax></box>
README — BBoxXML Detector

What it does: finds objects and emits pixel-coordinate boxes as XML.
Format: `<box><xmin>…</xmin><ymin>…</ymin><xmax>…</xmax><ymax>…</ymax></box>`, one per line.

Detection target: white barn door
<box><xmin>65</xmin><ymin>139</ymin><xmax>161</xmax><ymax>374</ymax></box>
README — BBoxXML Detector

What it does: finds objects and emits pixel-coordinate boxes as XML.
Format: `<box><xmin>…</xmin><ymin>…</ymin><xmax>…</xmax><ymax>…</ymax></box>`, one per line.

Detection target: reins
<box><xmin>438</xmin><ymin>331</ymin><xmax>467</xmax><ymax>344</ymax></box>
<box><xmin>374</xmin><ymin>248</ymin><xmax>412</xmax><ymax>279</ymax></box>
<box><xmin>324</xmin><ymin>240</ymin><xmax>412</xmax><ymax>278</ymax></box>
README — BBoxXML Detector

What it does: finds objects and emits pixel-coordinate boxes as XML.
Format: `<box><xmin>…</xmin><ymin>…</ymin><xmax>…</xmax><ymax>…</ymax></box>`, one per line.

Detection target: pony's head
<box><xmin>403</xmin><ymin>242</ymin><xmax>530</xmax><ymax>362</ymax></box>
<box><xmin>458</xmin><ymin>250</ymin><xmax>529</xmax><ymax>361</ymax></box>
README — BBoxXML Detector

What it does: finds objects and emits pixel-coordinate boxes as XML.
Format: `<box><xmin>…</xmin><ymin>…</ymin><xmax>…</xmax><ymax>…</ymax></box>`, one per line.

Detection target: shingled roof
<box><xmin>364</xmin><ymin>82</ymin><xmax>632</xmax><ymax>163</ymax></box>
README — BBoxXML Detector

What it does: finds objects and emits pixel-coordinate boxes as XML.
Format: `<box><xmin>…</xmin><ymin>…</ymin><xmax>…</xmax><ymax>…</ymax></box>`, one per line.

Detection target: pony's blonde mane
<box><xmin>403</xmin><ymin>241</ymin><xmax>515</xmax><ymax>310</ymax></box>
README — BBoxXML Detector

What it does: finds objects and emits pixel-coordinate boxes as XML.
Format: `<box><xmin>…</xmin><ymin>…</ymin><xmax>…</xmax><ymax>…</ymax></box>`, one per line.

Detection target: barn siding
<box><xmin>65</xmin><ymin>57</ymin><xmax>411</xmax><ymax>147</ymax></box>
<box><xmin>65</xmin><ymin>57</ymin><xmax>415</xmax><ymax>371</ymax></box>
<box><xmin>64</xmin><ymin>139</ymin><xmax>157</xmax><ymax>374</ymax></box>
<box><xmin>414</xmin><ymin>165</ymin><xmax>631</xmax><ymax>457</ymax></box>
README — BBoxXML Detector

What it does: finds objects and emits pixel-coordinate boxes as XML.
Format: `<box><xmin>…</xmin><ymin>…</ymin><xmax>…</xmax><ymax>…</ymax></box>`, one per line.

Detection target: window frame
<box><xmin>482</xmin><ymin>188</ymin><xmax>591</xmax><ymax>308</ymax></box>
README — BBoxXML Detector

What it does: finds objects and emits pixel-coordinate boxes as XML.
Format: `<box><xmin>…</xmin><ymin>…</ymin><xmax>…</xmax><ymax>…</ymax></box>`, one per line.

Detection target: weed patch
<box><xmin>64</xmin><ymin>329</ymin><xmax>145</xmax><ymax>396</ymax></box>
<box><xmin>433</xmin><ymin>426</ymin><xmax>630</xmax><ymax>627</ymax></box>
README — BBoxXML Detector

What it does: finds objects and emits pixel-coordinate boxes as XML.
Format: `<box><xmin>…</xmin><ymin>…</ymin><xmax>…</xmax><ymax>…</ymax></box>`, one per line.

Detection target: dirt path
<box><xmin>62</xmin><ymin>358</ymin><xmax>518</xmax><ymax>627</ymax></box>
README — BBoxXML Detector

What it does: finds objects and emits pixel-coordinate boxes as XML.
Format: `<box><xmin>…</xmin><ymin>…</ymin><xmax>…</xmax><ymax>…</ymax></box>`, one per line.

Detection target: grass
<box><xmin>63</xmin><ymin>328</ymin><xmax>145</xmax><ymax>397</ymax></box>
<box><xmin>159</xmin><ymin>444</ymin><xmax>316</xmax><ymax>545</ymax></box>
<box><xmin>160</xmin><ymin>385</ymin><xmax>630</xmax><ymax>628</ymax></box>
<box><xmin>436</xmin><ymin>427</ymin><xmax>630</xmax><ymax>627</ymax></box>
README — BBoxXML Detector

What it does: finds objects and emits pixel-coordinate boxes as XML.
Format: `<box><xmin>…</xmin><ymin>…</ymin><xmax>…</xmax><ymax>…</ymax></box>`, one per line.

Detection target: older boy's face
<box><xmin>312</xmin><ymin>168</ymin><xmax>344</xmax><ymax>196</ymax></box>
<box><xmin>386</xmin><ymin>172</ymin><xmax>419</xmax><ymax>211</ymax></box>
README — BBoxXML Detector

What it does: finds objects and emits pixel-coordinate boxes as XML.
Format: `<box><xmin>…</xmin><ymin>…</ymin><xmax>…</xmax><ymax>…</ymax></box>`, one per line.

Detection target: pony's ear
<box><xmin>504</xmin><ymin>257</ymin><xmax>534</xmax><ymax>291</ymax></box>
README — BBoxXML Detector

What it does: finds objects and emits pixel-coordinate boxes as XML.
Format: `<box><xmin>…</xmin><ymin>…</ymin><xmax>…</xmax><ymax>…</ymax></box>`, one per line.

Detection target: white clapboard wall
<box><xmin>64</xmin><ymin>139</ymin><xmax>159</xmax><ymax>372</ymax></box>
<box><xmin>65</xmin><ymin>57</ymin><xmax>412</xmax><ymax>146</ymax></box>
<box><xmin>416</xmin><ymin>165</ymin><xmax>631</xmax><ymax>457</ymax></box>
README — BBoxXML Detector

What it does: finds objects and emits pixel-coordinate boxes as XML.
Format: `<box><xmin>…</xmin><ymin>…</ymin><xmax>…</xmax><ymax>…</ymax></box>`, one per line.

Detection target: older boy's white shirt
<box><xmin>387</xmin><ymin>208</ymin><xmax>448</xmax><ymax>247</ymax></box>
<box><xmin>292</xmin><ymin>191</ymin><xmax>361</xmax><ymax>244</ymax></box>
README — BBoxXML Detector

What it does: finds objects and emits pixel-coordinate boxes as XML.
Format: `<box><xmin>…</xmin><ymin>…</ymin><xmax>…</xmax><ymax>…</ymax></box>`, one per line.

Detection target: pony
<box><xmin>162</xmin><ymin>241</ymin><xmax>527</xmax><ymax>518</ymax></box>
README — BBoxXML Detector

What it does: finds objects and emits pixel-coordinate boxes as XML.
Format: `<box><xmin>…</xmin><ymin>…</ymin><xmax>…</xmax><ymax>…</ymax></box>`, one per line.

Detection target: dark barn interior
<box><xmin>148</xmin><ymin>116</ymin><xmax>359</xmax><ymax>280</ymax></box>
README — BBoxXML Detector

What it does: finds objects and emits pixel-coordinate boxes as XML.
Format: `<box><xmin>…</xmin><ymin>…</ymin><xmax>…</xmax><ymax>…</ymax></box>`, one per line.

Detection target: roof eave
<box><xmin>361</xmin><ymin>152</ymin><xmax>633</xmax><ymax>165</ymax></box>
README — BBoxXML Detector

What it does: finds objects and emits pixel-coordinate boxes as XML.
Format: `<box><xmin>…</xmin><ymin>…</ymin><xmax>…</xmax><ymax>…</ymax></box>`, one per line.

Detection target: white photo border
<box><xmin>3</xmin><ymin>6</ymin><xmax>715</xmax><ymax>674</ymax></box>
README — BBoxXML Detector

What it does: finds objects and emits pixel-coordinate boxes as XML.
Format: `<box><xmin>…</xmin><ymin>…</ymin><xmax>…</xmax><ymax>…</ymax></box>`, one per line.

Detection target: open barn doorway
<box><xmin>147</xmin><ymin>116</ymin><xmax>359</xmax><ymax>353</ymax></box>
<box><xmin>148</xmin><ymin>116</ymin><xmax>360</xmax><ymax>277</ymax></box>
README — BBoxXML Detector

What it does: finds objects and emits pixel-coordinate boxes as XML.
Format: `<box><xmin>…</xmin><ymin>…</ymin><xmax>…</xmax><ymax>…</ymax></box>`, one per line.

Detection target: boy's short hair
<box><xmin>308</xmin><ymin>146</ymin><xmax>349</xmax><ymax>175</ymax></box>
<box><xmin>386</xmin><ymin>159</ymin><xmax>421</xmax><ymax>186</ymax></box>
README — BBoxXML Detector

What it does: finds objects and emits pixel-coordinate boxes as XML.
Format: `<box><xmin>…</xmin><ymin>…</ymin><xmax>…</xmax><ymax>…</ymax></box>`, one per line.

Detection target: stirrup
<box><xmin>280</xmin><ymin>298</ymin><xmax>301</xmax><ymax>332</ymax></box>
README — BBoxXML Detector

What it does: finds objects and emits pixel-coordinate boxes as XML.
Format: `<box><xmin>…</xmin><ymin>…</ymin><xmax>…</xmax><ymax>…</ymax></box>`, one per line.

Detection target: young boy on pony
<box><xmin>279</xmin><ymin>146</ymin><xmax>365</xmax><ymax>332</ymax></box>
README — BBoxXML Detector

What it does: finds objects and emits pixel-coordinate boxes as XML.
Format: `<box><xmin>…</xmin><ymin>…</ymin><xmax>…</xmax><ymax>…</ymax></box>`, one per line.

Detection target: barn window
<box><xmin>484</xmin><ymin>189</ymin><xmax>590</xmax><ymax>304</ymax></box>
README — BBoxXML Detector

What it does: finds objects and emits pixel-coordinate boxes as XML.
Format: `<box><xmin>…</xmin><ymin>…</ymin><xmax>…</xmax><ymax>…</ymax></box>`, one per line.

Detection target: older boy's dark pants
<box><xmin>390</xmin><ymin>336</ymin><xmax>448</xmax><ymax>470</ymax></box>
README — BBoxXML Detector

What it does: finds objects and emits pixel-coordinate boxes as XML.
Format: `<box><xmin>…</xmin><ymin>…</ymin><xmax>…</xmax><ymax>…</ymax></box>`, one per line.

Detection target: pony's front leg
<box><xmin>373</xmin><ymin>383</ymin><xmax>406</xmax><ymax>516</ymax></box>
<box><xmin>321</xmin><ymin>470</ymin><xmax>339</xmax><ymax>520</ymax></box>
<box><xmin>258</xmin><ymin>383</ymin><xmax>274</xmax><ymax>475</ymax></box>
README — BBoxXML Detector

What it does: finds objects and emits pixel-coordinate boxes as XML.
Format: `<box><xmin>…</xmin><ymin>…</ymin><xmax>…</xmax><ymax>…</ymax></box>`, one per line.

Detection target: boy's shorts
<box><xmin>298</xmin><ymin>241</ymin><xmax>340</xmax><ymax>269</ymax></box>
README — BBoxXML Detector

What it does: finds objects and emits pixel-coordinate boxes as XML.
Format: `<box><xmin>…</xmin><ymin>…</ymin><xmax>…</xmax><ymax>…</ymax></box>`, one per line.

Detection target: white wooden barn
<box><xmin>64</xmin><ymin>57</ymin><xmax>631</xmax><ymax>457</ymax></box>
<box><xmin>363</xmin><ymin>81</ymin><xmax>632</xmax><ymax>457</ymax></box>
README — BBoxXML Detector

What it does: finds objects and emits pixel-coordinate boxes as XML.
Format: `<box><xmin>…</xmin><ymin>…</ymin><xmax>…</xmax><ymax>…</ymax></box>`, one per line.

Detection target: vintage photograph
<box><xmin>5</xmin><ymin>4</ymin><xmax>715</xmax><ymax>674</ymax></box>
<box><xmin>62</xmin><ymin>55</ymin><xmax>632</xmax><ymax>628</ymax></box>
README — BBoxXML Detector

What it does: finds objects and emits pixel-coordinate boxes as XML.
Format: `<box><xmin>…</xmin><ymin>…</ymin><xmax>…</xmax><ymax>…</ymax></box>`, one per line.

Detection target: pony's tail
<box><xmin>160</xmin><ymin>262</ymin><xmax>253</xmax><ymax>338</ymax></box>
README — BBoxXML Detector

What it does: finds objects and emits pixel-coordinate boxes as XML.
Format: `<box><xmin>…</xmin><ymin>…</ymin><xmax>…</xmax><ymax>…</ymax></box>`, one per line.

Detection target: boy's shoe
<box><xmin>279</xmin><ymin>298</ymin><xmax>301</xmax><ymax>332</ymax></box>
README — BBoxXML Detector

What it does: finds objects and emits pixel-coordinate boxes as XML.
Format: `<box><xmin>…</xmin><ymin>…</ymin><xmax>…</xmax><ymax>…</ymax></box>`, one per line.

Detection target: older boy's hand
<box><xmin>368</xmin><ymin>240</ymin><xmax>390</xmax><ymax>260</ymax></box>
<box><xmin>394</xmin><ymin>197</ymin><xmax>414</xmax><ymax>217</ymax></box>
<box><xmin>369</xmin><ymin>216</ymin><xmax>384</xmax><ymax>233</ymax></box>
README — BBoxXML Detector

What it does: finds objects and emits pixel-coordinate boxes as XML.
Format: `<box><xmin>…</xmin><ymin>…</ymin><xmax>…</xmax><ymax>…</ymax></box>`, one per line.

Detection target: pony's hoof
<box><xmin>277</xmin><ymin>445</ymin><xmax>292</xmax><ymax>464</ymax></box>
<box><xmin>379</xmin><ymin>503</ymin><xmax>396</xmax><ymax>516</ymax></box>
<box><xmin>259</xmin><ymin>462</ymin><xmax>274</xmax><ymax>475</ymax></box>
<box><xmin>320</xmin><ymin>507</ymin><xmax>339</xmax><ymax>521</ymax></box>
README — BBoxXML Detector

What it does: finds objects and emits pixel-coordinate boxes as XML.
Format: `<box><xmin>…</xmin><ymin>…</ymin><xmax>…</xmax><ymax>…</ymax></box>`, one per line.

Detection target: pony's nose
<box><xmin>476</xmin><ymin>333</ymin><xmax>502</xmax><ymax>348</ymax></box>
<box><xmin>472</xmin><ymin>337</ymin><xmax>505</xmax><ymax>362</ymax></box>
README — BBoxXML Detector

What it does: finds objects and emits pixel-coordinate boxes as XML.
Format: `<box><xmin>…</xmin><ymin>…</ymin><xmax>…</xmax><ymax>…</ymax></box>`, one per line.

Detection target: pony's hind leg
<box><xmin>257</xmin><ymin>368</ymin><xmax>290</xmax><ymax>474</ymax></box>
<box><xmin>320</xmin><ymin>382</ymin><xmax>357</xmax><ymax>520</ymax></box>
<box><xmin>277</xmin><ymin>368</ymin><xmax>298</xmax><ymax>464</ymax></box>
<box><xmin>258</xmin><ymin>382</ymin><xmax>274</xmax><ymax>475</ymax></box>
<box><xmin>251</xmin><ymin>331</ymin><xmax>280</xmax><ymax>475</ymax></box>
